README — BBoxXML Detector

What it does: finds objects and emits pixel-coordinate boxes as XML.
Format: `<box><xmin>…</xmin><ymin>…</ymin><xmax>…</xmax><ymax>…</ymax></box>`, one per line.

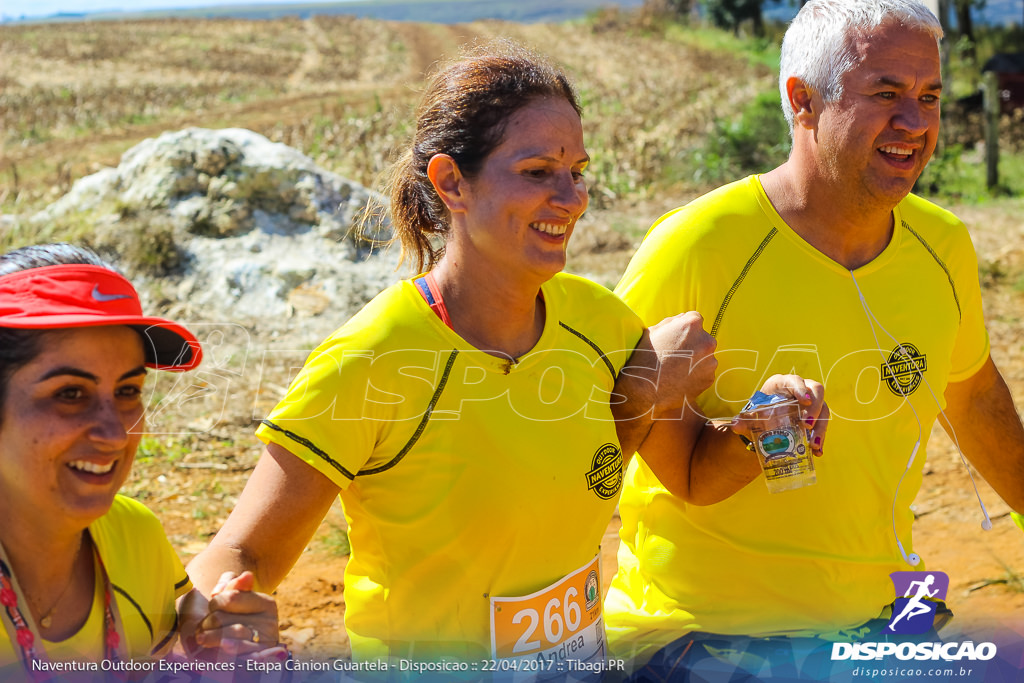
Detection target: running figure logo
<box><xmin>885</xmin><ymin>571</ymin><xmax>949</xmax><ymax>635</ymax></box>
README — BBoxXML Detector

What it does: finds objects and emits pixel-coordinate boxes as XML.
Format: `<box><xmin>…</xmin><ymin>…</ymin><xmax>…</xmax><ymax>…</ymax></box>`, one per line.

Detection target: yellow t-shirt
<box><xmin>606</xmin><ymin>175</ymin><xmax>989</xmax><ymax>664</ymax></box>
<box><xmin>1</xmin><ymin>495</ymin><xmax>191</xmax><ymax>676</ymax></box>
<box><xmin>256</xmin><ymin>272</ymin><xmax>644</xmax><ymax>662</ymax></box>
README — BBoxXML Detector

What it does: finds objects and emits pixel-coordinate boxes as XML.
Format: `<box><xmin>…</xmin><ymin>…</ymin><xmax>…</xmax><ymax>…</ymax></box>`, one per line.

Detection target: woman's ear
<box><xmin>427</xmin><ymin>154</ymin><xmax>468</xmax><ymax>214</ymax></box>
<box><xmin>787</xmin><ymin>76</ymin><xmax>819</xmax><ymax>130</ymax></box>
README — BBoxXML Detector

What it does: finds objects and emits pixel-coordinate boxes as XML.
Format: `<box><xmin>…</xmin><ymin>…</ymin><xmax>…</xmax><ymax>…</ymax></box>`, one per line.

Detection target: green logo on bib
<box><xmin>585</xmin><ymin>570</ymin><xmax>600</xmax><ymax>610</ymax></box>
<box><xmin>586</xmin><ymin>443</ymin><xmax>623</xmax><ymax>500</ymax></box>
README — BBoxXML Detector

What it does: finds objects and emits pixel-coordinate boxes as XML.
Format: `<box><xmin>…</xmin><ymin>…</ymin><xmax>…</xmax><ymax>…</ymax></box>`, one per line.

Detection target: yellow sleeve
<box><xmin>254</xmin><ymin>284</ymin><xmax>448</xmax><ymax>490</ymax></box>
<box><xmin>255</xmin><ymin>337</ymin><xmax>380</xmax><ymax>490</ymax></box>
<box><xmin>947</xmin><ymin>229</ymin><xmax>990</xmax><ymax>382</ymax></box>
<box><xmin>614</xmin><ymin>207</ymin><xmax>695</xmax><ymax>327</ymax></box>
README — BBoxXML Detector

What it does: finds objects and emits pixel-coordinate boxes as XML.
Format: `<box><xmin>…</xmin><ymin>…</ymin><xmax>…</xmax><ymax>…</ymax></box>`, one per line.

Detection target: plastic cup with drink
<box><xmin>711</xmin><ymin>391</ymin><xmax>817</xmax><ymax>493</ymax></box>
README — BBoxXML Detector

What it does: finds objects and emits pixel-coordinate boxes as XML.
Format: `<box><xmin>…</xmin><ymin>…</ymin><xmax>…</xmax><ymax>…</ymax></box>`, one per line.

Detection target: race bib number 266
<box><xmin>490</xmin><ymin>555</ymin><xmax>605</xmax><ymax>669</ymax></box>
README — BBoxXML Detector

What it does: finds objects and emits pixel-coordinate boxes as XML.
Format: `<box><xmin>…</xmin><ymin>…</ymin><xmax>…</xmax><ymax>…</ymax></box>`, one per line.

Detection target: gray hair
<box><xmin>779</xmin><ymin>0</ymin><xmax>943</xmax><ymax>135</ymax></box>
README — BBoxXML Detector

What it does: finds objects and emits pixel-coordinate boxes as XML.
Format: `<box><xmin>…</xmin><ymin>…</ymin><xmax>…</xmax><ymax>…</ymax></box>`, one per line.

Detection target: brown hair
<box><xmin>386</xmin><ymin>40</ymin><xmax>581</xmax><ymax>272</ymax></box>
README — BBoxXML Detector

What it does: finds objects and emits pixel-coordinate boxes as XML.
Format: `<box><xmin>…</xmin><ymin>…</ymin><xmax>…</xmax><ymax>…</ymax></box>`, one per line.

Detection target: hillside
<box><xmin>1</xmin><ymin>10</ymin><xmax>1023</xmax><ymax>660</ymax></box>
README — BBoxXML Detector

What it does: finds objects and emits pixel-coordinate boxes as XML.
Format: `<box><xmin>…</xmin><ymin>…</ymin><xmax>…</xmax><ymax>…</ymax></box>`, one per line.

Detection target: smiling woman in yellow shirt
<box><xmin>184</xmin><ymin>39</ymin><xmax>748</xmax><ymax>671</ymax></box>
<box><xmin>0</xmin><ymin>245</ymin><xmax>198</xmax><ymax>677</ymax></box>
<box><xmin>257</xmin><ymin>272</ymin><xmax>641</xmax><ymax>661</ymax></box>
<box><xmin>0</xmin><ymin>244</ymin><xmax>281</xmax><ymax>680</ymax></box>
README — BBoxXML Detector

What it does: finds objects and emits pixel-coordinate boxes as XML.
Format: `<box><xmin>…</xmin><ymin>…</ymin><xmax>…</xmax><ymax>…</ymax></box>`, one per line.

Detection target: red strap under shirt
<box><xmin>413</xmin><ymin>272</ymin><xmax>454</xmax><ymax>330</ymax></box>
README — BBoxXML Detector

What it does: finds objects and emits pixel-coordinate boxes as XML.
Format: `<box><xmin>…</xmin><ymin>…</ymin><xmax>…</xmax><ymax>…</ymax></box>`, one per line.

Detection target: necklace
<box><xmin>0</xmin><ymin>535</ymin><xmax>125</xmax><ymax>680</ymax></box>
<box><xmin>37</xmin><ymin>535</ymin><xmax>83</xmax><ymax>629</ymax></box>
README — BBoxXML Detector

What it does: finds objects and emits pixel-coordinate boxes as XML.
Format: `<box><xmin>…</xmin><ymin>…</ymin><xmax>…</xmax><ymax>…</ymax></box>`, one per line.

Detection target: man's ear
<box><xmin>787</xmin><ymin>76</ymin><xmax>819</xmax><ymax>130</ymax></box>
<box><xmin>427</xmin><ymin>154</ymin><xmax>467</xmax><ymax>214</ymax></box>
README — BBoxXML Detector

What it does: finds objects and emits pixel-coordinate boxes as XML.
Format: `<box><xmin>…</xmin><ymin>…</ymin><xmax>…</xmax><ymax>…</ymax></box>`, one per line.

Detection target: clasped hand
<box><xmin>178</xmin><ymin>571</ymin><xmax>286</xmax><ymax>661</ymax></box>
<box><xmin>647</xmin><ymin>311</ymin><xmax>718</xmax><ymax>416</ymax></box>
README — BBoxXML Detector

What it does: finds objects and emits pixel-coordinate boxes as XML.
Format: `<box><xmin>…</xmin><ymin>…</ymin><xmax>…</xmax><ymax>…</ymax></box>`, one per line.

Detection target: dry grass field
<box><xmin>0</xmin><ymin>12</ymin><xmax>775</xmax><ymax>212</ymax></box>
<box><xmin>2</xmin><ymin>9</ymin><xmax>1023</xmax><ymax>659</ymax></box>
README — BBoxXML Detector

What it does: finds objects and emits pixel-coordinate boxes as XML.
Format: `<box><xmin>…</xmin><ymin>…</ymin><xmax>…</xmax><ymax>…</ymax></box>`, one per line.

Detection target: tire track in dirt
<box><xmin>389</xmin><ymin>21</ymin><xmax>495</xmax><ymax>79</ymax></box>
<box><xmin>286</xmin><ymin>17</ymin><xmax>328</xmax><ymax>91</ymax></box>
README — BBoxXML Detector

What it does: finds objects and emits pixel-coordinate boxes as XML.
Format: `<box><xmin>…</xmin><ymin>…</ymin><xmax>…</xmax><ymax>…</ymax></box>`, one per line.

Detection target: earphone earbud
<box><xmin>895</xmin><ymin>537</ymin><xmax>921</xmax><ymax>567</ymax></box>
<box><xmin>981</xmin><ymin>518</ymin><xmax>992</xmax><ymax>531</ymax></box>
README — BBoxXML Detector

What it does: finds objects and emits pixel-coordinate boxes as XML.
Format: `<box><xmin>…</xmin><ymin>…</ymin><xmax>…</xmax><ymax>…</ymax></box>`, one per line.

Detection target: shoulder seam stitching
<box><xmin>902</xmin><ymin>219</ymin><xmax>962</xmax><ymax>321</ymax></box>
<box><xmin>712</xmin><ymin>227</ymin><xmax>778</xmax><ymax>338</ymax></box>
<box><xmin>112</xmin><ymin>583</ymin><xmax>153</xmax><ymax>642</ymax></box>
<box><xmin>150</xmin><ymin>611</ymin><xmax>178</xmax><ymax>656</ymax></box>
<box><xmin>558</xmin><ymin>321</ymin><xmax>616</xmax><ymax>379</ymax></box>
<box><xmin>260</xmin><ymin>420</ymin><xmax>356</xmax><ymax>481</ymax></box>
<box><xmin>359</xmin><ymin>349</ymin><xmax>460</xmax><ymax>476</ymax></box>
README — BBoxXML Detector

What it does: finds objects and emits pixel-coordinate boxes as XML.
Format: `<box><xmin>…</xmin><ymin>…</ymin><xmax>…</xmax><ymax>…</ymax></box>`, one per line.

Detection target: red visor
<box><xmin>0</xmin><ymin>264</ymin><xmax>202</xmax><ymax>371</ymax></box>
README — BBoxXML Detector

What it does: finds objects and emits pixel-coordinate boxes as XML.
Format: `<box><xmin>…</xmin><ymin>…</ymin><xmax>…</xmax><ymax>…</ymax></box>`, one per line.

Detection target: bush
<box><xmin>693</xmin><ymin>90</ymin><xmax>790</xmax><ymax>183</ymax></box>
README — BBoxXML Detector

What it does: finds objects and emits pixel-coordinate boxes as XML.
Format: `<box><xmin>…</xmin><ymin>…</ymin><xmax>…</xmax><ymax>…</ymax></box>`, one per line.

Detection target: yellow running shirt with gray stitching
<box><xmin>0</xmin><ymin>495</ymin><xmax>190</xmax><ymax>673</ymax></box>
<box><xmin>256</xmin><ymin>272</ymin><xmax>644</xmax><ymax>662</ymax></box>
<box><xmin>606</xmin><ymin>175</ymin><xmax>989</xmax><ymax>666</ymax></box>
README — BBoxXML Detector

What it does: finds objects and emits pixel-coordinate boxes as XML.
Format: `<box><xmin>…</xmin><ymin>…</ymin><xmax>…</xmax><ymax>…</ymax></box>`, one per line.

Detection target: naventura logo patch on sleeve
<box><xmin>585</xmin><ymin>443</ymin><xmax>623</xmax><ymax>500</ymax></box>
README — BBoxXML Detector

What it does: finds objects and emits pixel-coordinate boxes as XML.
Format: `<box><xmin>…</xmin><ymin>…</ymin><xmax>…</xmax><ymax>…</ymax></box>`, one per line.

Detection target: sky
<box><xmin>0</xmin><ymin>0</ymin><xmax>355</xmax><ymax>19</ymax></box>
<box><xmin>2</xmin><ymin>0</ymin><xmax>1017</xmax><ymax>23</ymax></box>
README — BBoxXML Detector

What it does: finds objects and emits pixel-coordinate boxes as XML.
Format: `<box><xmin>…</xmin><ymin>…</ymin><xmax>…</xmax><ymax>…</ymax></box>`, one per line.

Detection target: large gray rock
<box><xmin>32</xmin><ymin>128</ymin><xmax>402</xmax><ymax>330</ymax></box>
<box><xmin>40</xmin><ymin>127</ymin><xmax>386</xmax><ymax>244</ymax></box>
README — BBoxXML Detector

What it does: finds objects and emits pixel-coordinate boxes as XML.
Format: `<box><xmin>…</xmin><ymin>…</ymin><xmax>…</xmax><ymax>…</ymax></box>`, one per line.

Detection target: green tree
<box><xmin>665</xmin><ymin>0</ymin><xmax>693</xmax><ymax>14</ymax></box>
<box><xmin>705</xmin><ymin>0</ymin><xmax>765</xmax><ymax>37</ymax></box>
<box><xmin>954</xmin><ymin>0</ymin><xmax>985</xmax><ymax>61</ymax></box>
<box><xmin>642</xmin><ymin>0</ymin><xmax>694</xmax><ymax>20</ymax></box>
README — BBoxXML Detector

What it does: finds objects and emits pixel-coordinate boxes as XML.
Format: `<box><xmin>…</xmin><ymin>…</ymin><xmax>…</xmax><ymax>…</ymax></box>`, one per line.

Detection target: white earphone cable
<box><xmin>849</xmin><ymin>270</ymin><xmax>993</xmax><ymax>538</ymax></box>
<box><xmin>849</xmin><ymin>271</ymin><xmax>926</xmax><ymax>566</ymax></box>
